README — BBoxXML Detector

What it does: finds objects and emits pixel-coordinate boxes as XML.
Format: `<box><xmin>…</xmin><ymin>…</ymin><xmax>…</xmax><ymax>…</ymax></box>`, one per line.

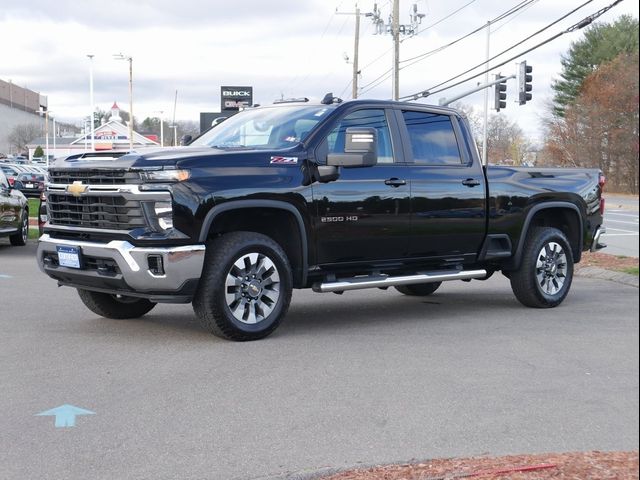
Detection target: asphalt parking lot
<box><xmin>602</xmin><ymin>194</ymin><xmax>639</xmax><ymax>257</ymax></box>
<box><xmin>0</xmin><ymin>241</ymin><xmax>638</xmax><ymax>480</ymax></box>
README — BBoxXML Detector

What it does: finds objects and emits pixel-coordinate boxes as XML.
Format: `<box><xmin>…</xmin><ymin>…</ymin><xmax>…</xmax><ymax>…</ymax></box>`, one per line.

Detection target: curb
<box><xmin>576</xmin><ymin>266</ymin><xmax>639</xmax><ymax>288</ymax></box>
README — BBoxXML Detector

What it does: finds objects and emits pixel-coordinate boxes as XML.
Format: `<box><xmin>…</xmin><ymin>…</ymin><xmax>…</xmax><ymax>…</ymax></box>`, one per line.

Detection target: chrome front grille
<box><xmin>47</xmin><ymin>193</ymin><xmax>146</xmax><ymax>230</ymax></box>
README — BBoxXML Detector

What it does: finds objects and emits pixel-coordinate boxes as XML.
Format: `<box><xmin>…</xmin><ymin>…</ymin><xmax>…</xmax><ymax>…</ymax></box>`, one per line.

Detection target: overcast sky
<box><xmin>1</xmin><ymin>0</ymin><xmax>637</xmax><ymax>143</ymax></box>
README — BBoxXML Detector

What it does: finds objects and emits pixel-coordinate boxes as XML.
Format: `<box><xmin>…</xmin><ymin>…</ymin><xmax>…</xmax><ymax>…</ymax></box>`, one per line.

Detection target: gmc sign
<box><xmin>221</xmin><ymin>86</ymin><xmax>253</xmax><ymax>111</ymax></box>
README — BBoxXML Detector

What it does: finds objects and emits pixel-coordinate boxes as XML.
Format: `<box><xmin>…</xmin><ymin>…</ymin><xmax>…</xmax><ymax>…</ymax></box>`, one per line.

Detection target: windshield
<box><xmin>191</xmin><ymin>105</ymin><xmax>334</xmax><ymax>150</ymax></box>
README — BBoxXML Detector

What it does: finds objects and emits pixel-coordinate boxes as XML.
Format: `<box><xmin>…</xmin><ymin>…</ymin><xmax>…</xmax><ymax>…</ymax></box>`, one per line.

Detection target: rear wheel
<box><xmin>9</xmin><ymin>210</ymin><xmax>28</xmax><ymax>246</ymax></box>
<box><xmin>510</xmin><ymin>227</ymin><xmax>574</xmax><ymax>308</ymax></box>
<box><xmin>77</xmin><ymin>290</ymin><xmax>156</xmax><ymax>319</ymax></box>
<box><xmin>395</xmin><ymin>282</ymin><xmax>442</xmax><ymax>296</ymax></box>
<box><xmin>193</xmin><ymin>232</ymin><xmax>293</xmax><ymax>341</ymax></box>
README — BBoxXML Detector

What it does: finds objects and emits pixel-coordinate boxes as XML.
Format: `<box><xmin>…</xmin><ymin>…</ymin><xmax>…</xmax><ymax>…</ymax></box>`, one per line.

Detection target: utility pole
<box><xmin>482</xmin><ymin>22</ymin><xmax>490</xmax><ymax>166</ymax></box>
<box><xmin>336</xmin><ymin>4</ymin><xmax>365</xmax><ymax>99</ymax></box>
<box><xmin>367</xmin><ymin>2</ymin><xmax>425</xmax><ymax>100</ymax></box>
<box><xmin>391</xmin><ymin>0</ymin><xmax>400</xmax><ymax>100</ymax></box>
<box><xmin>87</xmin><ymin>54</ymin><xmax>95</xmax><ymax>152</ymax></box>
<box><xmin>353</xmin><ymin>4</ymin><xmax>360</xmax><ymax>99</ymax></box>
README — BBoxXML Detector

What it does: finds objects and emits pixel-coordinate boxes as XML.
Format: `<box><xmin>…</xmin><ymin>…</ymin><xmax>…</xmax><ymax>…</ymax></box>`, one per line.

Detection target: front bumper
<box><xmin>37</xmin><ymin>234</ymin><xmax>206</xmax><ymax>303</ymax></box>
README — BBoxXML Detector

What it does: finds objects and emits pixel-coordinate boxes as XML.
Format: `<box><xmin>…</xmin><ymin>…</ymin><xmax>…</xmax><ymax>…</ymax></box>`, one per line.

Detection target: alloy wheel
<box><xmin>225</xmin><ymin>252</ymin><xmax>281</xmax><ymax>324</ymax></box>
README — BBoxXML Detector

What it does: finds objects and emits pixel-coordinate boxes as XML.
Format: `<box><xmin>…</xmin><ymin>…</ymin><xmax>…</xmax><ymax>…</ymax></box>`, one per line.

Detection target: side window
<box><xmin>327</xmin><ymin>109</ymin><xmax>395</xmax><ymax>164</ymax></box>
<box><xmin>402</xmin><ymin>111</ymin><xmax>463</xmax><ymax>165</ymax></box>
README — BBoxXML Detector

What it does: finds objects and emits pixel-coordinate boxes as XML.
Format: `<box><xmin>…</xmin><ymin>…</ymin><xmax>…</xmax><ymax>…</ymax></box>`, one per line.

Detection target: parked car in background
<box><xmin>0</xmin><ymin>170</ymin><xmax>29</xmax><ymax>246</ymax></box>
<box><xmin>0</xmin><ymin>164</ymin><xmax>25</xmax><ymax>187</ymax></box>
<box><xmin>13</xmin><ymin>172</ymin><xmax>46</xmax><ymax>197</ymax></box>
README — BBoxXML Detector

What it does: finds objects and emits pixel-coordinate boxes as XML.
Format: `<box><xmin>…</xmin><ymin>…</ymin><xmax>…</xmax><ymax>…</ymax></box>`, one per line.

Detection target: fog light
<box><xmin>154</xmin><ymin>201</ymin><xmax>173</xmax><ymax>231</ymax></box>
<box><xmin>148</xmin><ymin>255</ymin><xmax>165</xmax><ymax>275</ymax></box>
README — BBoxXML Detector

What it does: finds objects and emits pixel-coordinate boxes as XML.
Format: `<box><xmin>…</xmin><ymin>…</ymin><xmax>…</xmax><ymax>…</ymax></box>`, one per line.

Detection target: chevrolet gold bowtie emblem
<box><xmin>67</xmin><ymin>181</ymin><xmax>88</xmax><ymax>197</ymax></box>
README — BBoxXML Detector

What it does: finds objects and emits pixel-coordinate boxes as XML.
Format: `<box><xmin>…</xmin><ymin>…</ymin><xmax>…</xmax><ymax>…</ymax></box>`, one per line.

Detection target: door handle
<box><xmin>384</xmin><ymin>178</ymin><xmax>406</xmax><ymax>187</ymax></box>
<box><xmin>462</xmin><ymin>178</ymin><xmax>481</xmax><ymax>187</ymax></box>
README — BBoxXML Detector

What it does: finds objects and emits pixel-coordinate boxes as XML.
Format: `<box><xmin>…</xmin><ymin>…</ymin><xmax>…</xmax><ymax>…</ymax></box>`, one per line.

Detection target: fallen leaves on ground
<box><xmin>576</xmin><ymin>252</ymin><xmax>638</xmax><ymax>274</ymax></box>
<box><xmin>321</xmin><ymin>451</ymin><xmax>638</xmax><ymax>480</ymax></box>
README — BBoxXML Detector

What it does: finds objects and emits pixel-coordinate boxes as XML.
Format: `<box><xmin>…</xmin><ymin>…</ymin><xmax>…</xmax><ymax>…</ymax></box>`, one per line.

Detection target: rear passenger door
<box><xmin>396</xmin><ymin>108</ymin><xmax>487</xmax><ymax>262</ymax></box>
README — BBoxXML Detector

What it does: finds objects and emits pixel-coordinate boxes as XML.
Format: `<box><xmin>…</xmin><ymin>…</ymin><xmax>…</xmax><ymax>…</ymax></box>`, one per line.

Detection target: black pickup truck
<box><xmin>37</xmin><ymin>97</ymin><xmax>606</xmax><ymax>341</ymax></box>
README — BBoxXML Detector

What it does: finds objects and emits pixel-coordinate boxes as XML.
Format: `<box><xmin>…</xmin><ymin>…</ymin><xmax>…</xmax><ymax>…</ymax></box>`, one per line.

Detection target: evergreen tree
<box><xmin>552</xmin><ymin>15</ymin><xmax>638</xmax><ymax>117</ymax></box>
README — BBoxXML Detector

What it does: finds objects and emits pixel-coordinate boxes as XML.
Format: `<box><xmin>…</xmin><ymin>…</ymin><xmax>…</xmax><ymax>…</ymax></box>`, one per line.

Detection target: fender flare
<box><xmin>508</xmin><ymin>201</ymin><xmax>583</xmax><ymax>270</ymax></box>
<box><xmin>199</xmin><ymin>199</ymin><xmax>308</xmax><ymax>285</ymax></box>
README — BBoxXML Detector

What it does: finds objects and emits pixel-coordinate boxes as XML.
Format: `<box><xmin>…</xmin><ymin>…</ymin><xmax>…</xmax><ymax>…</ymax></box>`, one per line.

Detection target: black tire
<box><xmin>77</xmin><ymin>289</ymin><xmax>156</xmax><ymax>319</ymax></box>
<box><xmin>395</xmin><ymin>282</ymin><xmax>442</xmax><ymax>296</ymax></box>
<box><xmin>9</xmin><ymin>210</ymin><xmax>28</xmax><ymax>246</ymax></box>
<box><xmin>510</xmin><ymin>227</ymin><xmax>574</xmax><ymax>308</ymax></box>
<box><xmin>193</xmin><ymin>231</ymin><xmax>293</xmax><ymax>341</ymax></box>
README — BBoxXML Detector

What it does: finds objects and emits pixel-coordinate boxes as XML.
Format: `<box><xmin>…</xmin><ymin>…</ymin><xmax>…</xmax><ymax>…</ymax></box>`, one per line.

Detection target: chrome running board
<box><xmin>312</xmin><ymin>269</ymin><xmax>488</xmax><ymax>293</ymax></box>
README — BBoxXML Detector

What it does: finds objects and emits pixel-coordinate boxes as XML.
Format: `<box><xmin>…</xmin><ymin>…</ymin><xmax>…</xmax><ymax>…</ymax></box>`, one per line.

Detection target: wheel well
<box><xmin>528</xmin><ymin>208</ymin><xmax>582</xmax><ymax>262</ymax></box>
<box><xmin>205</xmin><ymin>207</ymin><xmax>305</xmax><ymax>287</ymax></box>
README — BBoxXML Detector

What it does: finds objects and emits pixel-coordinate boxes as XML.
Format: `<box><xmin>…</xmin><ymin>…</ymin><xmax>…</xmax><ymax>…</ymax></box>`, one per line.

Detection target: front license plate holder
<box><xmin>56</xmin><ymin>245</ymin><xmax>82</xmax><ymax>269</ymax></box>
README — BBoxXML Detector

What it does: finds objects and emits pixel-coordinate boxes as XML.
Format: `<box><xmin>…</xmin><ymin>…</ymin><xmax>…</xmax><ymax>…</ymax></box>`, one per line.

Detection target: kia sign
<box><xmin>221</xmin><ymin>86</ymin><xmax>253</xmax><ymax>111</ymax></box>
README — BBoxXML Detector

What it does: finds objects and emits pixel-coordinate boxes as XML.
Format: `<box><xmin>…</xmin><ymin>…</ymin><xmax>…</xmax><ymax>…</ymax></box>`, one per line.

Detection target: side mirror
<box><xmin>327</xmin><ymin>127</ymin><xmax>377</xmax><ymax>168</ymax></box>
<box><xmin>180</xmin><ymin>135</ymin><xmax>193</xmax><ymax>146</ymax></box>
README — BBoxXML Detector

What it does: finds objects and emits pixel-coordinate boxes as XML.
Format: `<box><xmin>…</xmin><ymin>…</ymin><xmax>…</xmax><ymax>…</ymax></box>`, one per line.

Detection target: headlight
<box><xmin>140</xmin><ymin>169</ymin><xmax>190</xmax><ymax>182</ymax></box>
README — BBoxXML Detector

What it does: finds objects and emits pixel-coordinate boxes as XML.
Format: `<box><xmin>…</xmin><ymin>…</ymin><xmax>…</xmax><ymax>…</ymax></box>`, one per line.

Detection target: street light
<box><xmin>113</xmin><ymin>53</ymin><xmax>134</xmax><ymax>151</ymax></box>
<box><xmin>87</xmin><ymin>54</ymin><xmax>95</xmax><ymax>151</ymax></box>
<box><xmin>44</xmin><ymin>110</ymin><xmax>54</xmax><ymax>169</ymax></box>
<box><xmin>154</xmin><ymin>110</ymin><xmax>164</xmax><ymax>147</ymax></box>
<box><xmin>169</xmin><ymin>125</ymin><xmax>178</xmax><ymax>147</ymax></box>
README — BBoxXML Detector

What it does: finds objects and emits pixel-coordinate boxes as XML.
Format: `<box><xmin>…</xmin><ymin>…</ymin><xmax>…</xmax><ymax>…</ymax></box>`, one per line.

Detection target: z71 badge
<box><xmin>270</xmin><ymin>156</ymin><xmax>298</xmax><ymax>164</ymax></box>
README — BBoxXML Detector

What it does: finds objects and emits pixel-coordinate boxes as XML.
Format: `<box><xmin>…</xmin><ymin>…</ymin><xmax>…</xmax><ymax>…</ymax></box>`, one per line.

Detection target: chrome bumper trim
<box><xmin>591</xmin><ymin>226</ymin><xmax>607</xmax><ymax>252</ymax></box>
<box><xmin>37</xmin><ymin>234</ymin><xmax>205</xmax><ymax>292</ymax></box>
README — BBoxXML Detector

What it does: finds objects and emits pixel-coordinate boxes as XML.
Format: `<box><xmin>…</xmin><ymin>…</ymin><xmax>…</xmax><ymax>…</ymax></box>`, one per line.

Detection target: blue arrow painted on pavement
<box><xmin>36</xmin><ymin>404</ymin><xmax>96</xmax><ymax>427</ymax></box>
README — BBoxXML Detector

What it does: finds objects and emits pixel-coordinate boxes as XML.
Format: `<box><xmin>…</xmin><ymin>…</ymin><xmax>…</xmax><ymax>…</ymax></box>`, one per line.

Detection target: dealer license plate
<box><xmin>56</xmin><ymin>245</ymin><xmax>82</xmax><ymax>269</ymax></box>
<box><xmin>25</xmin><ymin>183</ymin><xmax>34</xmax><ymax>188</ymax></box>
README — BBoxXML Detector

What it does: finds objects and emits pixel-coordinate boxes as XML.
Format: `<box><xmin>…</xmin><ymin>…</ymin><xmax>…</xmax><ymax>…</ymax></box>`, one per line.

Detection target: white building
<box><xmin>26</xmin><ymin>102</ymin><xmax>158</xmax><ymax>160</ymax></box>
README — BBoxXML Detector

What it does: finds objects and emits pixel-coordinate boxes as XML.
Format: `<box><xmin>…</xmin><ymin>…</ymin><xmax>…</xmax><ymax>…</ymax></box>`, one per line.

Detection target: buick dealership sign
<box><xmin>221</xmin><ymin>86</ymin><xmax>253</xmax><ymax>111</ymax></box>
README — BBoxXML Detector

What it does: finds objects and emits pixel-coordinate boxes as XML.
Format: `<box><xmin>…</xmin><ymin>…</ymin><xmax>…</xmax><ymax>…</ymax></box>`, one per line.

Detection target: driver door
<box><xmin>312</xmin><ymin>108</ymin><xmax>411</xmax><ymax>265</ymax></box>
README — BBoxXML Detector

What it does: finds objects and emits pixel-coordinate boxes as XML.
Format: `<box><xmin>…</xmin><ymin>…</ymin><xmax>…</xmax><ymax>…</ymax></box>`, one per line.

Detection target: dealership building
<box><xmin>0</xmin><ymin>79</ymin><xmax>48</xmax><ymax>156</ymax></box>
<box><xmin>26</xmin><ymin>102</ymin><xmax>158</xmax><ymax>159</ymax></box>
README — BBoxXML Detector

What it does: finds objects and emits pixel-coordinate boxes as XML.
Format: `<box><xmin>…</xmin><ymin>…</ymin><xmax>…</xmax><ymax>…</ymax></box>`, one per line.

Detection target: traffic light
<box><xmin>494</xmin><ymin>74</ymin><xmax>507</xmax><ymax>112</ymax></box>
<box><xmin>519</xmin><ymin>61</ymin><xmax>533</xmax><ymax>105</ymax></box>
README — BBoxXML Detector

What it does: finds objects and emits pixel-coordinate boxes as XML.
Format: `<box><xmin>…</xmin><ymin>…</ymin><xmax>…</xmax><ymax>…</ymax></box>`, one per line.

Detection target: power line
<box><xmin>401</xmin><ymin>0</ymin><xmax>477</xmax><ymax>41</ymax></box>
<box><xmin>400</xmin><ymin>0</ymin><xmax>536</xmax><ymax>65</ymax></box>
<box><xmin>399</xmin><ymin>0</ymin><xmax>625</xmax><ymax>101</ymax></box>
<box><xmin>402</xmin><ymin>0</ymin><xmax>595</xmax><ymax>88</ymax></box>
<box><xmin>358</xmin><ymin>0</ymin><xmax>479</xmax><ymax>93</ymax></box>
<box><xmin>491</xmin><ymin>0</ymin><xmax>539</xmax><ymax>33</ymax></box>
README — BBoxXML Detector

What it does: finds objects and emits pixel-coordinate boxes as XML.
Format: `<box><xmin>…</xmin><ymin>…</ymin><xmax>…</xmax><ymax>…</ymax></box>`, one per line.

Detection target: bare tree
<box><xmin>7</xmin><ymin>124</ymin><xmax>42</xmax><ymax>154</ymax></box>
<box><xmin>486</xmin><ymin>115</ymin><xmax>531</xmax><ymax>165</ymax></box>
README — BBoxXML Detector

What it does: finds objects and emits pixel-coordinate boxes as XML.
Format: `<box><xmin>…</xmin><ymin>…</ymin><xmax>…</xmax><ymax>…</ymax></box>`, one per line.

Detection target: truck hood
<box><xmin>51</xmin><ymin>146</ymin><xmax>304</xmax><ymax>170</ymax></box>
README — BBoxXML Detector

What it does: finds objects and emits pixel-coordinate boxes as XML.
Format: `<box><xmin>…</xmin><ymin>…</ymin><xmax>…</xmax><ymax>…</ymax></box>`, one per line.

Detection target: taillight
<box><xmin>599</xmin><ymin>173</ymin><xmax>606</xmax><ymax>190</ymax></box>
<box><xmin>598</xmin><ymin>173</ymin><xmax>606</xmax><ymax>214</ymax></box>
<box><xmin>8</xmin><ymin>177</ymin><xmax>14</xmax><ymax>186</ymax></box>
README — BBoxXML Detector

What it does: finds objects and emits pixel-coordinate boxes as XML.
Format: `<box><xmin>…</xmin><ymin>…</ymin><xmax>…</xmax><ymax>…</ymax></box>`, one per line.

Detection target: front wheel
<box><xmin>193</xmin><ymin>232</ymin><xmax>293</xmax><ymax>341</ymax></box>
<box><xmin>510</xmin><ymin>227</ymin><xmax>574</xmax><ymax>308</ymax></box>
<box><xmin>77</xmin><ymin>290</ymin><xmax>156</xmax><ymax>319</ymax></box>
